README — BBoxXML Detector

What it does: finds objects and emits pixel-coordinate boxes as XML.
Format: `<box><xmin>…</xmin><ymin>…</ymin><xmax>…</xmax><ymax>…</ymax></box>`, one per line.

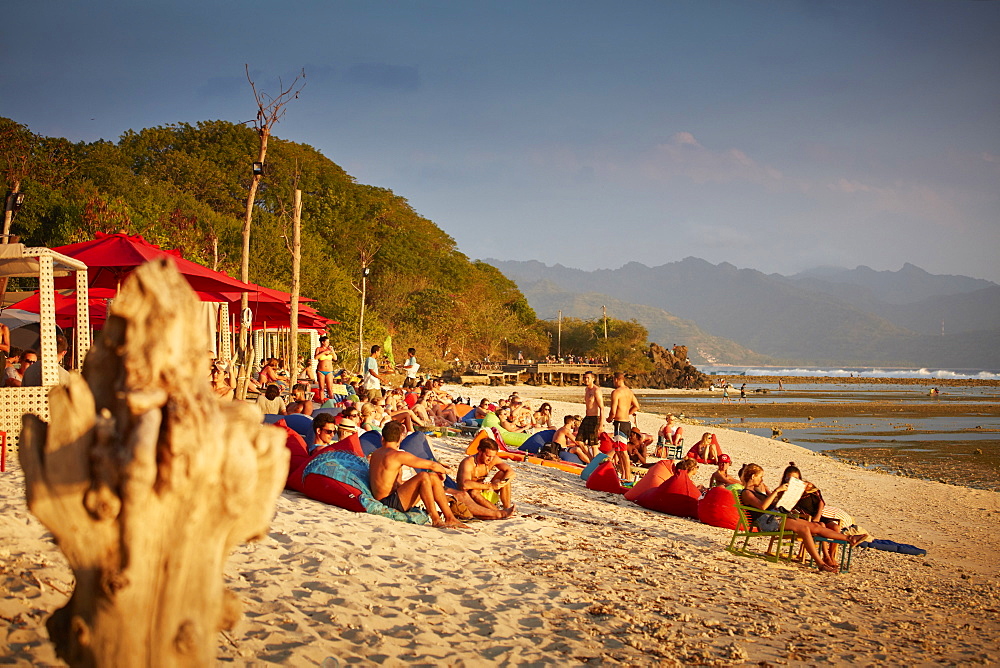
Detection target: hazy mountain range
<box><xmin>487</xmin><ymin>257</ymin><xmax>1000</xmax><ymax>369</ymax></box>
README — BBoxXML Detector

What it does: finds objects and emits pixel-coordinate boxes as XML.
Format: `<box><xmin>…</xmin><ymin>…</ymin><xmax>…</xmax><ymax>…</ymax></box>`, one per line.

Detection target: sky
<box><xmin>3</xmin><ymin>1</ymin><xmax>999</xmax><ymax>282</ymax></box>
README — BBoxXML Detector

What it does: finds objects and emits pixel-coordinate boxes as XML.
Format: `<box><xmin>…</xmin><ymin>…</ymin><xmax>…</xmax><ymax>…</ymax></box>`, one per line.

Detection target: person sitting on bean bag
<box><xmin>709</xmin><ymin>453</ymin><xmax>739</xmax><ymax>487</ymax></box>
<box><xmin>686</xmin><ymin>432</ymin><xmax>721</xmax><ymax>464</ymax></box>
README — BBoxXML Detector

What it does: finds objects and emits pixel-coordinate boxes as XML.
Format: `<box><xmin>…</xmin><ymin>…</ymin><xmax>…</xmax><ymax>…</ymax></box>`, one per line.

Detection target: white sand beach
<box><xmin>2</xmin><ymin>383</ymin><xmax>999</xmax><ymax>665</ymax></box>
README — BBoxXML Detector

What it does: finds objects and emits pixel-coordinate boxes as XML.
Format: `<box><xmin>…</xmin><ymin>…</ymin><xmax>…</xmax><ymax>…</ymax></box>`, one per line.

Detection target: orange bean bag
<box><xmin>697</xmin><ymin>485</ymin><xmax>740</xmax><ymax>530</ymax></box>
<box><xmin>624</xmin><ymin>459</ymin><xmax>675</xmax><ymax>502</ymax></box>
<box><xmin>585</xmin><ymin>460</ymin><xmax>627</xmax><ymax>494</ymax></box>
<box><xmin>634</xmin><ymin>470</ymin><xmax>700</xmax><ymax>518</ymax></box>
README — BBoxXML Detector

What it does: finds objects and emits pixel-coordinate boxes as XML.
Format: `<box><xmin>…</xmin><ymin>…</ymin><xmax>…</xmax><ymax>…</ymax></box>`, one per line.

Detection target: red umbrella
<box><xmin>51</xmin><ymin>232</ymin><xmax>254</xmax><ymax>298</ymax></box>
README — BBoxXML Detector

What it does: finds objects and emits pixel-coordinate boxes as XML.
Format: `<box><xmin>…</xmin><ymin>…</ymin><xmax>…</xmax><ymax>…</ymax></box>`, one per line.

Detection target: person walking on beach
<box><xmin>721</xmin><ymin>380</ymin><xmax>732</xmax><ymax>404</ymax></box>
<box><xmin>739</xmin><ymin>383</ymin><xmax>748</xmax><ymax>404</ymax></box>
<box><xmin>578</xmin><ymin>371</ymin><xmax>604</xmax><ymax>459</ymax></box>
<box><xmin>607</xmin><ymin>371</ymin><xmax>640</xmax><ymax>482</ymax></box>
<box><xmin>369</xmin><ymin>421</ymin><xmax>468</xmax><ymax>528</ymax></box>
<box><xmin>456</xmin><ymin>438</ymin><xmax>517</xmax><ymax>519</ymax></box>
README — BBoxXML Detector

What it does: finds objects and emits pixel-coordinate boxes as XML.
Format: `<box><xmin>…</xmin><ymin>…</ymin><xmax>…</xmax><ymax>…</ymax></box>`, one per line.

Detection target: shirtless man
<box><xmin>368</xmin><ymin>421</ymin><xmax>468</xmax><ymax>528</ymax></box>
<box><xmin>577</xmin><ymin>371</ymin><xmax>603</xmax><ymax>459</ymax></box>
<box><xmin>606</xmin><ymin>371</ymin><xmax>640</xmax><ymax>482</ymax></box>
<box><xmin>456</xmin><ymin>438</ymin><xmax>517</xmax><ymax>519</ymax></box>
<box><xmin>552</xmin><ymin>415</ymin><xmax>593</xmax><ymax>464</ymax></box>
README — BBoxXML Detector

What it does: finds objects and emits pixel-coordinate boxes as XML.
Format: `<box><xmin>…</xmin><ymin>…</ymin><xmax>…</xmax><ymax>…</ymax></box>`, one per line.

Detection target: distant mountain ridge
<box><xmin>488</xmin><ymin>257</ymin><xmax>1000</xmax><ymax>368</ymax></box>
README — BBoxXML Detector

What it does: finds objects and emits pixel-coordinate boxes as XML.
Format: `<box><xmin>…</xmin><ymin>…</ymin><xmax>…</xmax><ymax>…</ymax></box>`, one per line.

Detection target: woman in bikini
<box><xmin>314</xmin><ymin>335</ymin><xmax>338</xmax><ymax>400</ymax></box>
<box><xmin>532</xmin><ymin>402</ymin><xmax>555</xmax><ymax>429</ymax></box>
<box><xmin>739</xmin><ymin>463</ymin><xmax>866</xmax><ymax>574</ymax></box>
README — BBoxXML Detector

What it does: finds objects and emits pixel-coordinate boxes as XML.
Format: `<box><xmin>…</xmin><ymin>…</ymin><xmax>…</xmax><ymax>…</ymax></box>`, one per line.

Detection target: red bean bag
<box><xmin>598</xmin><ymin>432</ymin><xmax>614</xmax><ymax>454</ymax></box>
<box><xmin>634</xmin><ymin>471</ymin><xmax>700</xmax><ymax>518</ymax></box>
<box><xmin>276</xmin><ymin>419</ymin><xmax>311</xmax><ymax>491</ymax></box>
<box><xmin>698</xmin><ymin>485</ymin><xmax>740</xmax><ymax>530</ymax></box>
<box><xmin>301</xmin><ymin>472</ymin><xmax>367</xmax><ymax>513</ymax></box>
<box><xmin>624</xmin><ymin>460</ymin><xmax>675</xmax><ymax>502</ymax></box>
<box><xmin>313</xmin><ymin>434</ymin><xmax>364</xmax><ymax>458</ymax></box>
<box><xmin>585</xmin><ymin>461</ymin><xmax>627</xmax><ymax>494</ymax></box>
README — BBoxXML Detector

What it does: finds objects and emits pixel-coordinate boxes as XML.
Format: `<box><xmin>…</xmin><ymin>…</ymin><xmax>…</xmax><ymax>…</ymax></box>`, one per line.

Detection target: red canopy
<box><xmin>51</xmin><ymin>233</ymin><xmax>255</xmax><ymax>298</ymax></box>
<box><xmin>6</xmin><ymin>288</ymin><xmax>116</xmax><ymax>329</ymax></box>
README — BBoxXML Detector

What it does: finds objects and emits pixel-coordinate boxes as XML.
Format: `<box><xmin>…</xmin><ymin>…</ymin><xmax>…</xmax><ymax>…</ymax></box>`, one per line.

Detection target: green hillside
<box><xmin>1</xmin><ymin>117</ymin><xmax>545</xmax><ymax>370</ymax></box>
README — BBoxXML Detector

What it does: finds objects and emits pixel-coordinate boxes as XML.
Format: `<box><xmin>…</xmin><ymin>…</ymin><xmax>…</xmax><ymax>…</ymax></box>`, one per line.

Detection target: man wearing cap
<box><xmin>710</xmin><ymin>453</ymin><xmax>739</xmax><ymax>488</ymax></box>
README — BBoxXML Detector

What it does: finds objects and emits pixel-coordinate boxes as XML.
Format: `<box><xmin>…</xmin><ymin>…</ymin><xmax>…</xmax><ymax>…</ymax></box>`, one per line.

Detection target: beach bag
<box><xmin>448</xmin><ymin>496</ymin><xmax>474</xmax><ymax>520</ymax></box>
<box><xmin>537</xmin><ymin>441</ymin><xmax>562</xmax><ymax>460</ymax></box>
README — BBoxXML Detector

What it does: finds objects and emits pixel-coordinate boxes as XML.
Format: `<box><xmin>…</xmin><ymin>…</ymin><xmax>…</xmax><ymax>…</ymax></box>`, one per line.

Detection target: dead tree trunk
<box><xmin>19</xmin><ymin>259</ymin><xmax>289</xmax><ymax>667</ymax></box>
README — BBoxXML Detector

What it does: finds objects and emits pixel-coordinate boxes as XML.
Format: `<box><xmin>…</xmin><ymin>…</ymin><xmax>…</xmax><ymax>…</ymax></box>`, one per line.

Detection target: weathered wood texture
<box><xmin>19</xmin><ymin>259</ymin><xmax>289</xmax><ymax>667</ymax></box>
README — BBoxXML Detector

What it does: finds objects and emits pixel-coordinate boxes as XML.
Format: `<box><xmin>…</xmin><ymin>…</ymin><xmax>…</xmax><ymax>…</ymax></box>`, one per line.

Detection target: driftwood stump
<box><xmin>19</xmin><ymin>259</ymin><xmax>289</xmax><ymax>667</ymax></box>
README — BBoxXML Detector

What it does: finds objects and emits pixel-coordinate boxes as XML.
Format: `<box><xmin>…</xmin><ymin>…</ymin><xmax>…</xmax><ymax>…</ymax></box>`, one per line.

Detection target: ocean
<box><xmin>699</xmin><ymin>365</ymin><xmax>1000</xmax><ymax>380</ymax></box>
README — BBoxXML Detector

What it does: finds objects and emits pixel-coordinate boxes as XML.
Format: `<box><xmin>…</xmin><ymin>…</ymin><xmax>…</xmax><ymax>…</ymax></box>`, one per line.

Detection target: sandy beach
<box><xmin>3</xmin><ymin>383</ymin><xmax>999</xmax><ymax>666</ymax></box>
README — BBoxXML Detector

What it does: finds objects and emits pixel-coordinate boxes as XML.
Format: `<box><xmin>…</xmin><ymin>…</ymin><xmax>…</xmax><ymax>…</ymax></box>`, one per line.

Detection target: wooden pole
<box><xmin>290</xmin><ymin>188</ymin><xmax>302</xmax><ymax>379</ymax></box>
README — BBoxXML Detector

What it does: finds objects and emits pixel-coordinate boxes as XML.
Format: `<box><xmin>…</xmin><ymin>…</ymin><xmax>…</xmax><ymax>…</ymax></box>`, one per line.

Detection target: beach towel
<box><xmin>302</xmin><ymin>451</ymin><xmax>430</xmax><ymax>524</ymax></box>
<box><xmin>859</xmin><ymin>539</ymin><xmax>927</xmax><ymax>556</ymax></box>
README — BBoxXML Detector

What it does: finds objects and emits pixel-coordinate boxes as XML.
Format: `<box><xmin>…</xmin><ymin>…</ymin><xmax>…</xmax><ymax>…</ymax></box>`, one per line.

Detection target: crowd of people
<box><xmin>203</xmin><ymin>340</ymin><xmax>867</xmax><ymax>566</ymax></box>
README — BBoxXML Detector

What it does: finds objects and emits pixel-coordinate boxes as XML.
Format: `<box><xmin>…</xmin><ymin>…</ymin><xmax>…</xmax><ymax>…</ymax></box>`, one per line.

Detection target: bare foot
<box><xmin>500</xmin><ymin>503</ymin><xmax>517</xmax><ymax>519</ymax></box>
<box><xmin>442</xmin><ymin>518</ymin><xmax>470</xmax><ymax>529</ymax></box>
<box><xmin>847</xmin><ymin>534</ymin><xmax>868</xmax><ymax>547</ymax></box>
<box><xmin>818</xmin><ymin>561</ymin><xmax>840</xmax><ymax>574</ymax></box>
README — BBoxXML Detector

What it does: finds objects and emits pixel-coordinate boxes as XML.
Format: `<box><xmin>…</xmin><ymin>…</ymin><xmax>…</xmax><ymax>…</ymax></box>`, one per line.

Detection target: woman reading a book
<box><xmin>739</xmin><ymin>463</ymin><xmax>866</xmax><ymax>574</ymax></box>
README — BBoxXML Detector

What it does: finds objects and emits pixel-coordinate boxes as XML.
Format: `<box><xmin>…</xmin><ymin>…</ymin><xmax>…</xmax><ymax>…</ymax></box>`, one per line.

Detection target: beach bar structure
<box><xmin>503</xmin><ymin>361</ymin><xmax>611</xmax><ymax>386</ymax></box>
<box><xmin>0</xmin><ymin>244</ymin><xmax>90</xmax><ymax>446</ymax></box>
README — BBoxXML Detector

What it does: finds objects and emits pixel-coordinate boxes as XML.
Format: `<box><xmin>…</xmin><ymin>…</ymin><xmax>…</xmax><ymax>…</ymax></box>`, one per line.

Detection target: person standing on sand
<box><xmin>363</xmin><ymin>344</ymin><xmax>383</xmax><ymax>401</ymax></box>
<box><xmin>721</xmin><ymin>381</ymin><xmax>732</xmax><ymax>404</ymax></box>
<box><xmin>578</xmin><ymin>371</ymin><xmax>604</xmax><ymax>459</ymax></box>
<box><xmin>368</xmin><ymin>421</ymin><xmax>468</xmax><ymax>528</ymax></box>
<box><xmin>456</xmin><ymin>438</ymin><xmax>517</xmax><ymax>519</ymax></box>
<box><xmin>607</xmin><ymin>371</ymin><xmax>640</xmax><ymax>482</ymax></box>
<box><xmin>399</xmin><ymin>347</ymin><xmax>420</xmax><ymax>389</ymax></box>
<box><xmin>739</xmin><ymin>383</ymin><xmax>748</xmax><ymax>404</ymax></box>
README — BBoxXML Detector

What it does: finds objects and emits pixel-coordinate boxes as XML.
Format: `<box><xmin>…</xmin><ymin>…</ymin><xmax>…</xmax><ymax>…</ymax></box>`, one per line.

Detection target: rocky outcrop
<box><xmin>637</xmin><ymin>343</ymin><xmax>711</xmax><ymax>389</ymax></box>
